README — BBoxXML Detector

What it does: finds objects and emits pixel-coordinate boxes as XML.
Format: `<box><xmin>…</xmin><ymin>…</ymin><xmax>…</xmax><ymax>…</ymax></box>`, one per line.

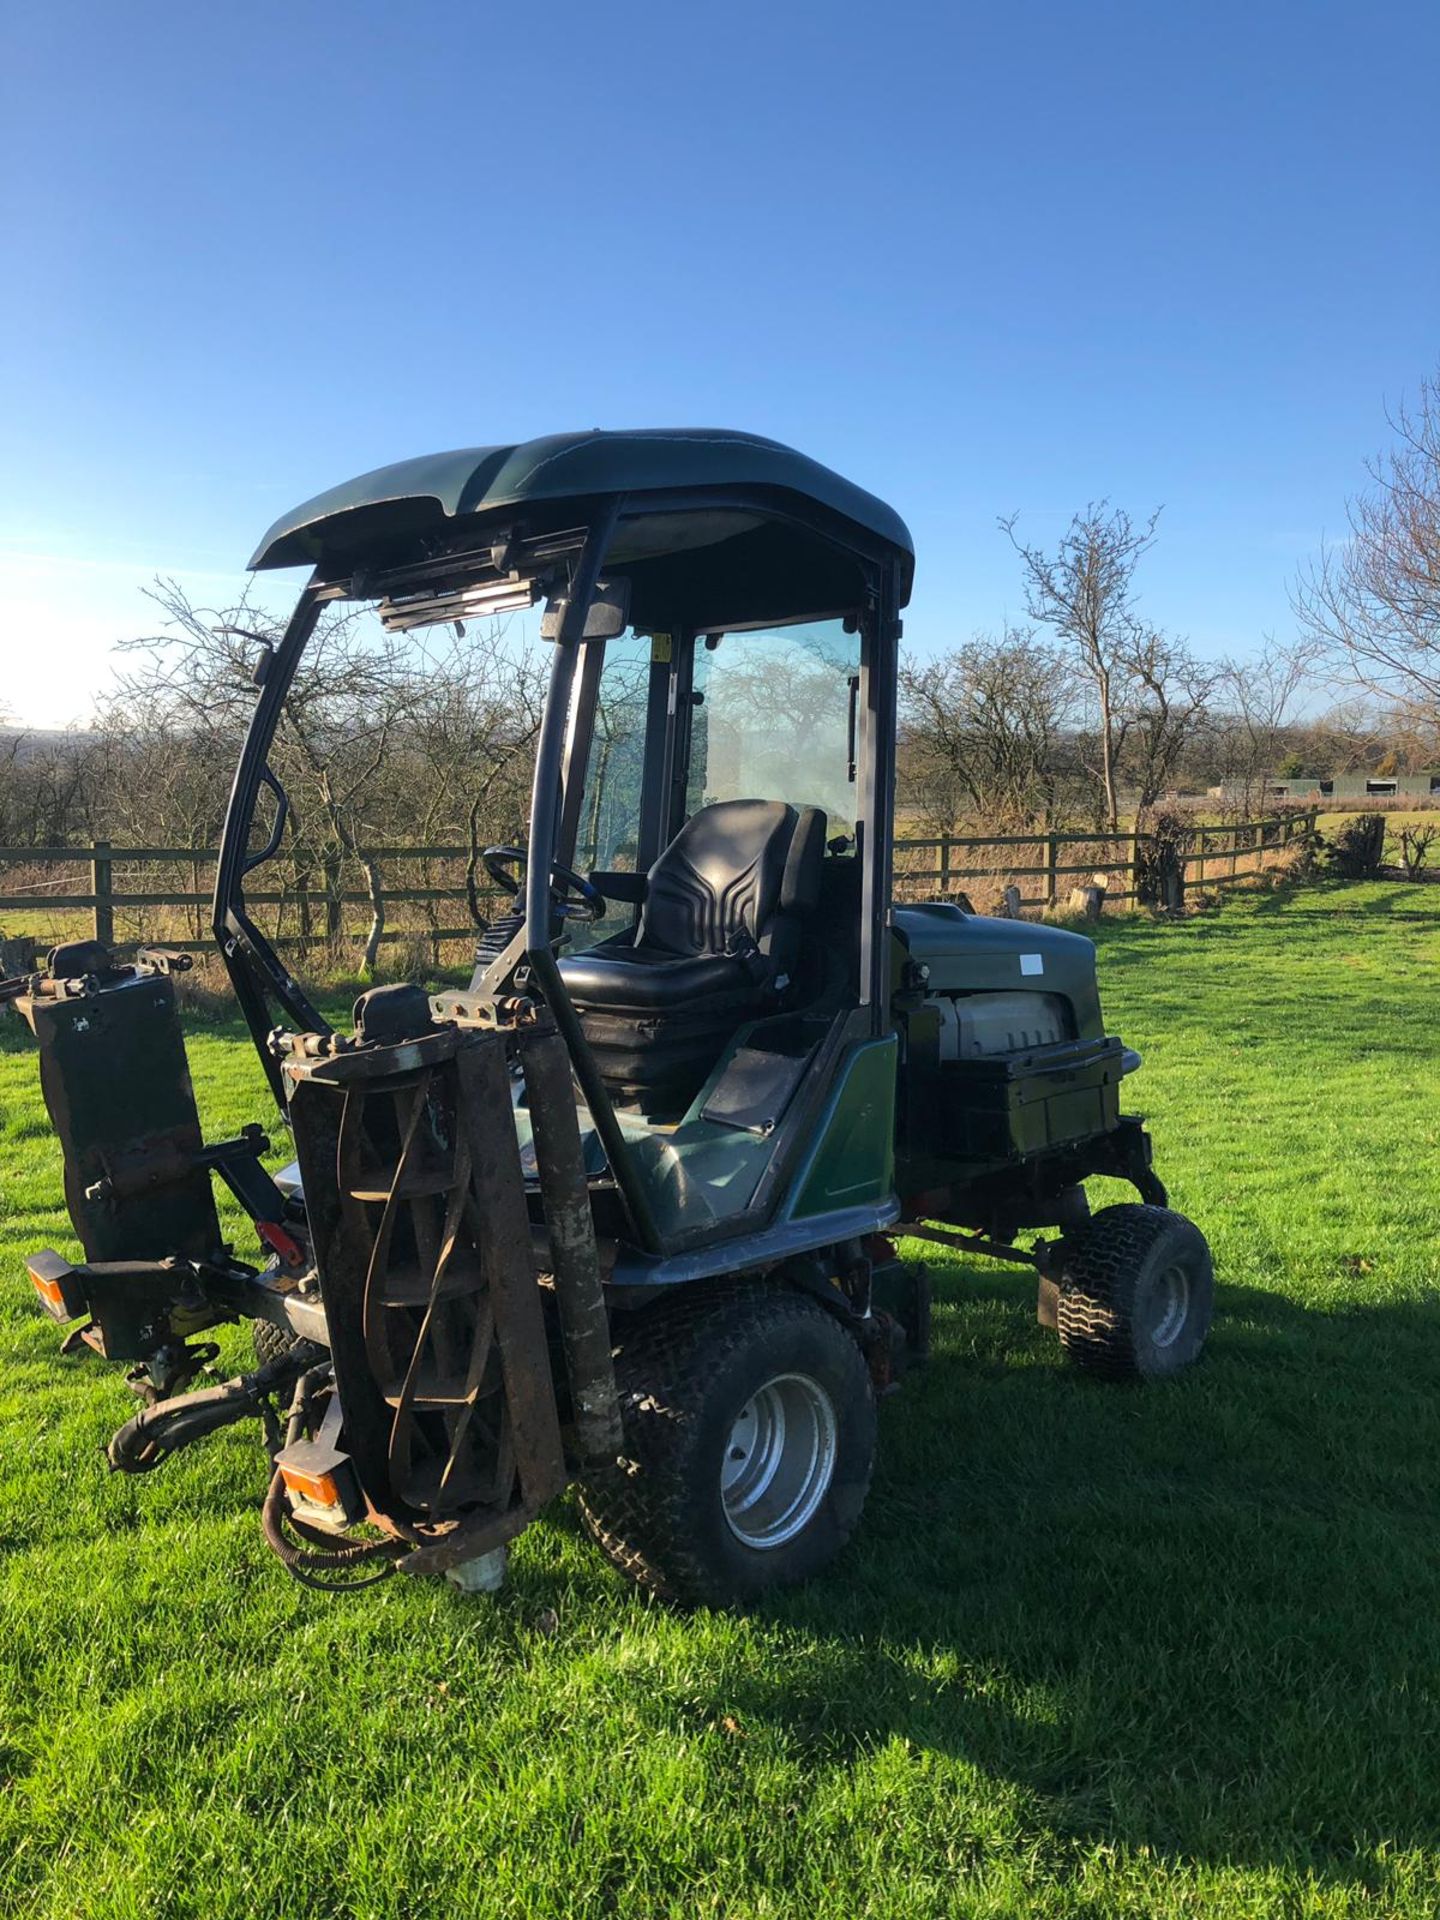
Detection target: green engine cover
<box><xmin>891</xmin><ymin>905</ymin><xmax>1104</xmax><ymax>1040</ymax></box>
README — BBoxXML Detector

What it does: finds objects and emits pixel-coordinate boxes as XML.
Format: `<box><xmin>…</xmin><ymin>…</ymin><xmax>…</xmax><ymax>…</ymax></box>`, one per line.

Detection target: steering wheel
<box><xmin>482</xmin><ymin>846</ymin><xmax>605</xmax><ymax>923</ymax></box>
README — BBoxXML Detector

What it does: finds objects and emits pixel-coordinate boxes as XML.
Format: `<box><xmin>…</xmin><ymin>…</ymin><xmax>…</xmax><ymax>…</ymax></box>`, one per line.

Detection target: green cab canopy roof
<box><xmin>248</xmin><ymin>427</ymin><xmax>914</xmax><ymax>603</ymax></box>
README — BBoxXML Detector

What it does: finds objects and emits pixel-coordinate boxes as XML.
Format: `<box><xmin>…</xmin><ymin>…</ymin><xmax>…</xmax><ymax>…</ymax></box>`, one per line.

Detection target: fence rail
<box><xmin>890</xmin><ymin>810</ymin><xmax>1319</xmax><ymax>910</ymax></box>
<box><xmin>0</xmin><ymin>839</ymin><xmax>491</xmax><ymax>955</ymax></box>
<box><xmin>0</xmin><ymin>811</ymin><xmax>1321</xmax><ymax>953</ymax></box>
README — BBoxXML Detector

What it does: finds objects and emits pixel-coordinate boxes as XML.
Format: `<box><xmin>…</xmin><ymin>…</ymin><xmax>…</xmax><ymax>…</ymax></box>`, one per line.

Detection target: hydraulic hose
<box><xmin>259</xmin><ymin>1370</ymin><xmax>405</xmax><ymax>1592</ymax></box>
<box><xmin>261</xmin><ymin>1470</ymin><xmax>403</xmax><ymax>1591</ymax></box>
<box><xmin>107</xmin><ymin>1349</ymin><xmax>310</xmax><ymax>1473</ymax></box>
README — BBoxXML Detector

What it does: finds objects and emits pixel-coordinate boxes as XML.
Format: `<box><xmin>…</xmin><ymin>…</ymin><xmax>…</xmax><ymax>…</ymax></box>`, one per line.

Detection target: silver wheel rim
<box><xmin>1148</xmin><ymin>1264</ymin><xmax>1191</xmax><ymax>1348</ymax></box>
<box><xmin>720</xmin><ymin>1371</ymin><xmax>838</xmax><ymax>1549</ymax></box>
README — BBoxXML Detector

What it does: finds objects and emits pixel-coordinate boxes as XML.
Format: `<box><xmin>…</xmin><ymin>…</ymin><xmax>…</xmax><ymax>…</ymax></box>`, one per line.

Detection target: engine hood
<box><xmin>891</xmin><ymin>904</ymin><xmax>1104</xmax><ymax>1041</ymax></box>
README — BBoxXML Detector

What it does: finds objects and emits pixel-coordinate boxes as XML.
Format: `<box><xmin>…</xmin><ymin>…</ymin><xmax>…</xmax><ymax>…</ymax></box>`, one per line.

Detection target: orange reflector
<box><xmin>30</xmin><ymin>1271</ymin><xmax>69</xmax><ymax>1312</ymax></box>
<box><xmin>280</xmin><ymin>1462</ymin><xmax>343</xmax><ymax>1508</ymax></box>
<box><xmin>25</xmin><ymin>1251</ymin><xmax>86</xmax><ymax>1321</ymax></box>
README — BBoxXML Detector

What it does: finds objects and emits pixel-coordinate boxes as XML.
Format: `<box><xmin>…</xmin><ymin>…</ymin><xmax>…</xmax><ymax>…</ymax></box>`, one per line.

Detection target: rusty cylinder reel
<box><xmin>282</xmin><ymin>1009</ymin><xmax>618</xmax><ymax>1568</ymax></box>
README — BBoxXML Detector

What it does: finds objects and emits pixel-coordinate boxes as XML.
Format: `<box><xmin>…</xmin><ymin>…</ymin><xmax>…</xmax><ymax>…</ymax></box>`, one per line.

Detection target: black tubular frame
<box><xmin>213</xmin><ymin>584</ymin><xmax>330</xmax><ymax>1109</ymax></box>
<box><xmin>510</xmin><ymin>502</ymin><xmax>667</xmax><ymax>1254</ymax></box>
<box><xmin>859</xmin><ymin>549</ymin><xmax>901</xmax><ymax>1022</ymax></box>
<box><xmin>213</xmin><ymin>482</ymin><xmax>906</xmax><ymax>1248</ymax></box>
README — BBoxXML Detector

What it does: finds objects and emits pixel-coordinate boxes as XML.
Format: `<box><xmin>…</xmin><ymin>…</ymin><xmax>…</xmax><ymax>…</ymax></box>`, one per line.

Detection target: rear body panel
<box><xmin>21</xmin><ymin>972</ymin><xmax>220</xmax><ymax>1265</ymax></box>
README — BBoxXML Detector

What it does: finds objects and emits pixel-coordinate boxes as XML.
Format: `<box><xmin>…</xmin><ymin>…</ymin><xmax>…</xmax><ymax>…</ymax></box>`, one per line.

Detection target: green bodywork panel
<box><xmin>249</xmin><ymin>427</ymin><xmax>914</xmax><ymax>583</ymax></box>
<box><xmin>509</xmin><ymin>905</ymin><xmax>1102</xmax><ymax>1252</ymax></box>
<box><xmin>892</xmin><ymin>904</ymin><xmax>1104</xmax><ymax>1040</ymax></box>
<box><xmin>790</xmin><ymin>1037</ymin><xmax>897</xmax><ymax>1219</ymax></box>
<box><xmin>513</xmin><ymin>911</ymin><xmax>1097</xmax><ymax>1256</ymax></box>
<box><xmin>513</xmin><ymin>1021</ymin><xmax>776</xmax><ymax>1241</ymax></box>
<box><xmin>514</xmin><ymin>1021</ymin><xmax>898</xmax><ymax>1247</ymax></box>
<box><xmin>890</xmin><ymin>906</ymin><xmax>1123</xmax><ymax>1200</ymax></box>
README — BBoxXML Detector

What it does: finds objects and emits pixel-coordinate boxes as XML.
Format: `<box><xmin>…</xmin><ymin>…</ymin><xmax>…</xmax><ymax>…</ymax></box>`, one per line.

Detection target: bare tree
<box><xmin>108</xmin><ymin>581</ymin><xmax>410</xmax><ymax>938</ymax></box>
<box><xmin>1382</xmin><ymin>703</ymin><xmax>1440</xmax><ymax>772</ymax></box>
<box><xmin>0</xmin><ymin>728</ymin><xmax>111</xmax><ymax>850</ymax></box>
<box><xmin>385</xmin><ymin>622</ymin><xmax>548</xmax><ymax>928</ymax></box>
<box><xmin>1293</xmin><ymin>699</ymin><xmax>1387</xmax><ymax>778</ymax></box>
<box><xmin>1002</xmin><ymin>502</ymin><xmax>1161</xmax><ymax>831</ymax></box>
<box><xmin>899</xmin><ymin>628</ymin><xmax>1083</xmax><ymax>830</ymax></box>
<box><xmin>100</xmin><ymin>580</ymin><xmax>548</xmax><ymax>956</ymax></box>
<box><xmin>1293</xmin><ymin>368</ymin><xmax>1440</xmax><ymax>727</ymax></box>
<box><xmin>1115</xmin><ymin>628</ymin><xmax>1217</xmax><ymax>817</ymax></box>
<box><xmin>1213</xmin><ymin>638</ymin><xmax>1320</xmax><ymax>815</ymax></box>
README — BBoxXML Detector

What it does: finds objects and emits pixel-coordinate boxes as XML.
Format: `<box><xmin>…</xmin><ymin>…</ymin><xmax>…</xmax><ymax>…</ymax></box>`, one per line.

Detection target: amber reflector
<box><xmin>280</xmin><ymin>1462</ymin><xmax>343</xmax><ymax>1508</ymax></box>
<box><xmin>30</xmin><ymin>1272</ymin><xmax>69</xmax><ymax>1313</ymax></box>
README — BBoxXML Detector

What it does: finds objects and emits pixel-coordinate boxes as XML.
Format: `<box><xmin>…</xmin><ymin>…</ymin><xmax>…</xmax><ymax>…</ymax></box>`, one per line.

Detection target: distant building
<box><xmin>1261</xmin><ymin>769</ymin><xmax>1440</xmax><ymax>801</ymax></box>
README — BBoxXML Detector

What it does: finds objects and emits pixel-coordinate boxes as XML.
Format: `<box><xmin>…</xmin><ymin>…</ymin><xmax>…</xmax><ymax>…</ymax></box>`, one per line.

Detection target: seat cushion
<box><xmin>557</xmin><ymin>945</ymin><xmax>756</xmax><ymax>1014</ymax></box>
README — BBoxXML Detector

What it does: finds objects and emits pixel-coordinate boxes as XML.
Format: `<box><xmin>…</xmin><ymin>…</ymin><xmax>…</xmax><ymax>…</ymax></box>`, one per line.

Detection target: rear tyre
<box><xmin>578</xmin><ymin>1285</ymin><xmax>876</xmax><ymax>1607</ymax></box>
<box><xmin>1056</xmin><ymin>1204</ymin><xmax>1213</xmax><ymax>1382</ymax></box>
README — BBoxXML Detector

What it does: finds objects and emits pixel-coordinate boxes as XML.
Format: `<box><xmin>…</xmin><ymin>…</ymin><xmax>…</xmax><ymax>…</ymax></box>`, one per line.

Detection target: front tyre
<box><xmin>578</xmin><ymin>1285</ymin><xmax>876</xmax><ymax>1607</ymax></box>
<box><xmin>1057</xmin><ymin>1204</ymin><xmax>1213</xmax><ymax>1382</ymax></box>
<box><xmin>251</xmin><ymin>1319</ymin><xmax>324</xmax><ymax>1371</ymax></box>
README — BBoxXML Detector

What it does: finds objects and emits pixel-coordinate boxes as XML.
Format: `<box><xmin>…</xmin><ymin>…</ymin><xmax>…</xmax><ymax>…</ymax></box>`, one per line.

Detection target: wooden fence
<box><xmin>0</xmin><ymin>811</ymin><xmax>1320</xmax><ymax>955</ymax></box>
<box><xmin>891</xmin><ymin>809</ymin><xmax>1319</xmax><ymax>911</ymax></box>
<box><xmin>0</xmin><ymin>842</ymin><xmax>491</xmax><ymax>956</ymax></box>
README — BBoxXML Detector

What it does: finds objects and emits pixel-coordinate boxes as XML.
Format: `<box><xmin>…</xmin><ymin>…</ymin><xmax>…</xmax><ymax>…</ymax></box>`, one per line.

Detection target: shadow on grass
<box><xmin>1086</xmin><ymin>875</ymin><xmax>1440</xmax><ymax>942</ymax></box>
<box><xmin>659</xmin><ymin>1269</ymin><xmax>1440</xmax><ymax>1886</ymax></box>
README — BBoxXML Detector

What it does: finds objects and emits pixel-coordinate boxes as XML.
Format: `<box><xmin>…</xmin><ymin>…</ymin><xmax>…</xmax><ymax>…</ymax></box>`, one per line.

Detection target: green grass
<box><xmin>3</xmin><ymin>882</ymin><xmax>1440</xmax><ymax>1917</ymax></box>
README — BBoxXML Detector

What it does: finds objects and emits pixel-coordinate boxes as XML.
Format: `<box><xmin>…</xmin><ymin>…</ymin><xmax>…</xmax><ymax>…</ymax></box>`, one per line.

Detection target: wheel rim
<box><xmin>720</xmin><ymin>1371</ymin><xmax>838</xmax><ymax>1549</ymax></box>
<box><xmin>1147</xmin><ymin>1264</ymin><xmax>1191</xmax><ymax>1348</ymax></box>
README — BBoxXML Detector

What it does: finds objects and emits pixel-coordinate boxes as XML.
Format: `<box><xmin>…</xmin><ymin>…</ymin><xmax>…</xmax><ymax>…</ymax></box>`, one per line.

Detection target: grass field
<box><xmin>2</xmin><ymin>881</ymin><xmax>1440</xmax><ymax>1917</ymax></box>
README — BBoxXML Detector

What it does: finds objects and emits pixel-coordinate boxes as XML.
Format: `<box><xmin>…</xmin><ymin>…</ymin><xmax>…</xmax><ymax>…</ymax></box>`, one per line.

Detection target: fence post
<box><xmin>1128</xmin><ymin>831</ymin><xmax>1141</xmax><ymax>904</ymax></box>
<box><xmin>939</xmin><ymin>834</ymin><xmax>951</xmax><ymax>897</ymax></box>
<box><xmin>1045</xmin><ymin>833</ymin><xmax>1058</xmax><ymax>907</ymax></box>
<box><xmin>91</xmin><ymin>840</ymin><xmax>114</xmax><ymax>947</ymax></box>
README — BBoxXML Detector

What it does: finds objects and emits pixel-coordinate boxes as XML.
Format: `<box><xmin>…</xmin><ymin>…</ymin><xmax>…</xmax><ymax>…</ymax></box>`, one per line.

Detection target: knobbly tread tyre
<box><xmin>1056</xmin><ymin>1204</ymin><xmax>1213</xmax><ymax>1383</ymax></box>
<box><xmin>251</xmin><ymin>1318</ymin><xmax>323</xmax><ymax>1371</ymax></box>
<box><xmin>578</xmin><ymin>1281</ymin><xmax>876</xmax><ymax>1607</ymax></box>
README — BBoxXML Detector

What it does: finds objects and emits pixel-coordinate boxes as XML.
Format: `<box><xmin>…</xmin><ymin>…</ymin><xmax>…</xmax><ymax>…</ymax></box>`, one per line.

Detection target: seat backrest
<box><xmin>638</xmin><ymin>800</ymin><xmax>825</xmax><ymax>960</ymax></box>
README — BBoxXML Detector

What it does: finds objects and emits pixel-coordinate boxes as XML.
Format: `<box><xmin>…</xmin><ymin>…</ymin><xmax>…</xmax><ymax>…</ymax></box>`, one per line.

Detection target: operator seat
<box><xmin>557</xmin><ymin>799</ymin><xmax>826</xmax><ymax>1109</ymax></box>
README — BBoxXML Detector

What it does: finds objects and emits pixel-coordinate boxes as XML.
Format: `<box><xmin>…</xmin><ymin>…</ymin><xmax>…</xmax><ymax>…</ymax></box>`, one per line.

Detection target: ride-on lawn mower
<box><xmin>10</xmin><ymin>430</ymin><xmax>1213</xmax><ymax>1604</ymax></box>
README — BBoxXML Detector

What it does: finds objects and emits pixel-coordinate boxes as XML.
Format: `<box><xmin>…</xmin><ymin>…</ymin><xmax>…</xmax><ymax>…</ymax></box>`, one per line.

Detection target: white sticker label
<box><xmin>1020</xmin><ymin>953</ymin><xmax>1044</xmax><ymax>976</ymax></box>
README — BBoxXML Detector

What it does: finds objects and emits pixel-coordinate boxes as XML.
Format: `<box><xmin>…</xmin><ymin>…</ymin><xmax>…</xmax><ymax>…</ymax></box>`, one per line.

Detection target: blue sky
<box><xmin>2</xmin><ymin>0</ymin><xmax>1436</xmax><ymax>725</ymax></box>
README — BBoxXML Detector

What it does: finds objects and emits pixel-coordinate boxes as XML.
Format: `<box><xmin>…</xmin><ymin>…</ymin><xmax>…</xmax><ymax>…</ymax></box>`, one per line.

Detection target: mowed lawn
<box><xmin>2</xmin><ymin>883</ymin><xmax>1439</xmax><ymax>1919</ymax></box>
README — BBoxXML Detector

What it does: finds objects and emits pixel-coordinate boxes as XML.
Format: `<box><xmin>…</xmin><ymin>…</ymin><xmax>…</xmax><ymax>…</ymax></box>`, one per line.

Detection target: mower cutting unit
<box><xmin>10</xmin><ymin>430</ymin><xmax>1213</xmax><ymax>1603</ymax></box>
